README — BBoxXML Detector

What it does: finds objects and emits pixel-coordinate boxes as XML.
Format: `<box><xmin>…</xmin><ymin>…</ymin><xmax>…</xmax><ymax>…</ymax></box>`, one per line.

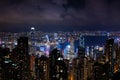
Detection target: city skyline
<box><xmin>0</xmin><ymin>0</ymin><xmax>120</xmax><ymax>32</ymax></box>
<box><xmin>0</xmin><ymin>35</ymin><xmax>120</xmax><ymax>80</ymax></box>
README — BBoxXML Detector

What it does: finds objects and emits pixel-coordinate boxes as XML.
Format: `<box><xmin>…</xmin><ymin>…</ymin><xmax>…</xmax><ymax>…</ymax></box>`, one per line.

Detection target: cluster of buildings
<box><xmin>0</xmin><ymin>28</ymin><xmax>120</xmax><ymax>80</ymax></box>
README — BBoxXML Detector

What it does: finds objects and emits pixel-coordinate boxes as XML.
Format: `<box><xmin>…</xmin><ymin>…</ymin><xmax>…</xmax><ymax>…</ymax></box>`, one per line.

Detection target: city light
<box><xmin>0</xmin><ymin>31</ymin><xmax>120</xmax><ymax>80</ymax></box>
<box><xmin>67</xmin><ymin>45</ymin><xmax>71</xmax><ymax>49</ymax></box>
<box><xmin>31</xmin><ymin>27</ymin><xmax>35</xmax><ymax>30</ymax></box>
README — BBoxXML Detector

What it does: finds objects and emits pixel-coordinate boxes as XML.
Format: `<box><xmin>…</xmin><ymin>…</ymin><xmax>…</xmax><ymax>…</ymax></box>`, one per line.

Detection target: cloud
<box><xmin>0</xmin><ymin>0</ymin><xmax>120</xmax><ymax>31</ymax></box>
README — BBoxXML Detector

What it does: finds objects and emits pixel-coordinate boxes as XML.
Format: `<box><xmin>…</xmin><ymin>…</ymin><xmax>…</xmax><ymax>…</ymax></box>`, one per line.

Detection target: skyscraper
<box><xmin>0</xmin><ymin>47</ymin><xmax>11</xmax><ymax>80</ymax></box>
<box><xmin>12</xmin><ymin>37</ymin><xmax>30</xmax><ymax>80</ymax></box>
<box><xmin>105</xmin><ymin>38</ymin><xmax>115</xmax><ymax>78</ymax></box>
<box><xmin>49</xmin><ymin>48</ymin><xmax>68</xmax><ymax>80</ymax></box>
<box><xmin>49</xmin><ymin>48</ymin><xmax>61</xmax><ymax>80</ymax></box>
<box><xmin>17</xmin><ymin>37</ymin><xmax>28</xmax><ymax>54</ymax></box>
<box><xmin>35</xmin><ymin>55</ymin><xmax>50</xmax><ymax>80</ymax></box>
<box><xmin>29</xmin><ymin>27</ymin><xmax>36</xmax><ymax>55</ymax></box>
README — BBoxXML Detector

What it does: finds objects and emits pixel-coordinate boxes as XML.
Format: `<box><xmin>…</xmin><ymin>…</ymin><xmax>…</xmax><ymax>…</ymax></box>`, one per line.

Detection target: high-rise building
<box><xmin>55</xmin><ymin>58</ymin><xmax>68</xmax><ymax>80</ymax></box>
<box><xmin>29</xmin><ymin>27</ymin><xmax>36</xmax><ymax>55</ymax></box>
<box><xmin>17</xmin><ymin>37</ymin><xmax>28</xmax><ymax>54</ymax></box>
<box><xmin>11</xmin><ymin>37</ymin><xmax>31</xmax><ymax>80</ymax></box>
<box><xmin>30</xmin><ymin>54</ymin><xmax>36</xmax><ymax>79</ymax></box>
<box><xmin>49</xmin><ymin>48</ymin><xmax>68</xmax><ymax>80</ymax></box>
<box><xmin>105</xmin><ymin>38</ymin><xmax>115</xmax><ymax>78</ymax></box>
<box><xmin>35</xmin><ymin>55</ymin><xmax>50</xmax><ymax>80</ymax></box>
<box><xmin>72</xmin><ymin>47</ymin><xmax>88</xmax><ymax>80</ymax></box>
<box><xmin>78</xmin><ymin>46</ymin><xmax>85</xmax><ymax>58</ymax></box>
<box><xmin>66</xmin><ymin>37</ymin><xmax>75</xmax><ymax>62</ymax></box>
<box><xmin>72</xmin><ymin>58</ymin><xmax>88</xmax><ymax>80</ymax></box>
<box><xmin>0</xmin><ymin>47</ymin><xmax>11</xmax><ymax>80</ymax></box>
<box><xmin>49</xmin><ymin>48</ymin><xmax>61</xmax><ymax>80</ymax></box>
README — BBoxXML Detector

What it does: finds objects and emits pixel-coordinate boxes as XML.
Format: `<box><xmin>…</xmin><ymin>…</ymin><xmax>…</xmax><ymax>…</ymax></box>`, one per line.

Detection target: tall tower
<box><xmin>73</xmin><ymin>47</ymin><xmax>88</xmax><ymax>80</ymax></box>
<box><xmin>17</xmin><ymin>37</ymin><xmax>30</xmax><ymax>80</ymax></box>
<box><xmin>29</xmin><ymin>27</ymin><xmax>36</xmax><ymax>55</ymax></box>
<box><xmin>31</xmin><ymin>27</ymin><xmax>35</xmax><ymax>40</ymax></box>
<box><xmin>68</xmin><ymin>37</ymin><xmax>75</xmax><ymax>61</ymax></box>
<box><xmin>70</xmin><ymin>37</ymin><xmax>74</xmax><ymax>54</ymax></box>
<box><xmin>66</xmin><ymin>37</ymin><xmax>75</xmax><ymax>62</ymax></box>
<box><xmin>74</xmin><ymin>38</ymin><xmax>88</xmax><ymax>80</ymax></box>
<box><xmin>105</xmin><ymin>38</ymin><xmax>115</xmax><ymax>77</ymax></box>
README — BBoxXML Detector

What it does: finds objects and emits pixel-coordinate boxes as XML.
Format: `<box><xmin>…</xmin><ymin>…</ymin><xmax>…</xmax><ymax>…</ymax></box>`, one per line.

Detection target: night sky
<box><xmin>0</xmin><ymin>0</ymin><xmax>120</xmax><ymax>32</ymax></box>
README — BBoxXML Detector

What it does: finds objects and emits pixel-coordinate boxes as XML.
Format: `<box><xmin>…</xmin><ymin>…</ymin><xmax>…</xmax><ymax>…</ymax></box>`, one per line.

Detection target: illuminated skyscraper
<box><xmin>66</xmin><ymin>37</ymin><xmax>75</xmax><ymax>62</ymax></box>
<box><xmin>29</xmin><ymin>27</ymin><xmax>36</xmax><ymax>55</ymax></box>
